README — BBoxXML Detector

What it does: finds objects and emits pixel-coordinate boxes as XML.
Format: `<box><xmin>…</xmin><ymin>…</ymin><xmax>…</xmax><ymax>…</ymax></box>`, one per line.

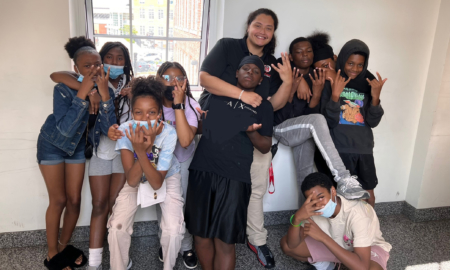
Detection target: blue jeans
<box><xmin>36</xmin><ymin>134</ymin><xmax>86</xmax><ymax>165</ymax></box>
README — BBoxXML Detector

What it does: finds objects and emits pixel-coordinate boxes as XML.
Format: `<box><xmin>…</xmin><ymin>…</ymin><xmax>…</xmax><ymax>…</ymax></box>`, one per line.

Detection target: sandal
<box><xmin>44</xmin><ymin>253</ymin><xmax>73</xmax><ymax>270</ymax></box>
<box><xmin>59</xmin><ymin>245</ymin><xmax>88</xmax><ymax>268</ymax></box>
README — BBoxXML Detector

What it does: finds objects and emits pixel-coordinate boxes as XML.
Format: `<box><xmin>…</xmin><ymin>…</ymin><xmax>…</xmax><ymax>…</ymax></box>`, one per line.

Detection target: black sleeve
<box><xmin>257</xmin><ymin>101</ymin><xmax>274</xmax><ymax>137</ymax></box>
<box><xmin>268</xmin><ymin>57</ymin><xmax>283</xmax><ymax>97</ymax></box>
<box><xmin>365</xmin><ymin>99</ymin><xmax>384</xmax><ymax>128</ymax></box>
<box><xmin>200</xmin><ymin>38</ymin><xmax>228</xmax><ymax>77</ymax></box>
<box><xmin>320</xmin><ymin>83</ymin><xmax>341</xmax><ymax>129</ymax></box>
<box><xmin>273</xmin><ymin>102</ymin><xmax>294</xmax><ymax>126</ymax></box>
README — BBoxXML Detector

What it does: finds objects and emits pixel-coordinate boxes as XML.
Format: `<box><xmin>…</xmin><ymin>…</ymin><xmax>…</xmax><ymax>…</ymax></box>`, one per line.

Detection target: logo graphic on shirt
<box><xmin>140</xmin><ymin>145</ymin><xmax>161</xmax><ymax>183</ymax></box>
<box><xmin>165</xmin><ymin>120</ymin><xmax>176</xmax><ymax>126</ymax></box>
<box><xmin>225</xmin><ymin>100</ymin><xmax>257</xmax><ymax>114</ymax></box>
<box><xmin>343</xmin><ymin>235</ymin><xmax>354</xmax><ymax>247</ymax></box>
<box><xmin>339</xmin><ymin>88</ymin><xmax>365</xmax><ymax>126</ymax></box>
<box><xmin>264</xmin><ymin>65</ymin><xmax>271</xmax><ymax>73</ymax></box>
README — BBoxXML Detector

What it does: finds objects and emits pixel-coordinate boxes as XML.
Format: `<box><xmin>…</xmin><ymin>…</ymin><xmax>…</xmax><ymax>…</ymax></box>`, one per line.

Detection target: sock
<box><xmin>312</xmin><ymin>261</ymin><xmax>335</xmax><ymax>270</ymax></box>
<box><xmin>89</xmin><ymin>247</ymin><xmax>103</xmax><ymax>267</ymax></box>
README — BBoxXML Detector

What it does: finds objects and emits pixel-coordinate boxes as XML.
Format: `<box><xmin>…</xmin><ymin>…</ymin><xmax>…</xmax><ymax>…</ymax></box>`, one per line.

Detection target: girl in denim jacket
<box><xmin>37</xmin><ymin>36</ymin><xmax>116</xmax><ymax>270</ymax></box>
<box><xmin>50</xmin><ymin>41</ymin><xmax>134</xmax><ymax>269</ymax></box>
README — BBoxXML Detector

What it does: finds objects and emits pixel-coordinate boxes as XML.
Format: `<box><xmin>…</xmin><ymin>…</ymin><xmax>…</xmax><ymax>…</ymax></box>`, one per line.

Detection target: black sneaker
<box><xmin>247</xmin><ymin>242</ymin><xmax>275</xmax><ymax>269</ymax></box>
<box><xmin>158</xmin><ymin>247</ymin><xmax>163</xmax><ymax>262</ymax></box>
<box><xmin>182</xmin><ymin>249</ymin><xmax>198</xmax><ymax>269</ymax></box>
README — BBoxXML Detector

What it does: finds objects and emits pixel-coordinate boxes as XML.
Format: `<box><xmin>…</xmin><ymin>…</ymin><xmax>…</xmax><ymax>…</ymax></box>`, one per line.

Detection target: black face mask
<box><xmin>164</xmin><ymin>86</ymin><xmax>175</xmax><ymax>101</ymax></box>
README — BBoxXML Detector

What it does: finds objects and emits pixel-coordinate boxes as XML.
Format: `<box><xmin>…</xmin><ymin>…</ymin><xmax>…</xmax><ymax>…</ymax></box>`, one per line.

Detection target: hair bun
<box><xmin>64</xmin><ymin>36</ymin><xmax>96</xmax><ymax>59</ymax></box>
<box><xmin>308</xmin><ymin>31</ymin><xmax>330</xmax><ymax>50</ymax></box>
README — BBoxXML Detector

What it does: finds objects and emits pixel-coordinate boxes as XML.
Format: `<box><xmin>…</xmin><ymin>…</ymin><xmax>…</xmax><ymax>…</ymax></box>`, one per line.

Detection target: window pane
<box><xmin>133</xmin><ymin>38</ymin><xmax>167</xmax><ymax>77</ymax></box>
<box><xmin>133</xmin><ymin>0</ymin><xmax>167</xmax><ymax>37</ymax></box>
<box><xmin>170</xmin><ymin>0</ymin><xmax>203</xmax><ymax>39</ymax></box>
<box><xmin>93</xmin><ymin>0</ymin><xmax>130</xmax><ymax>35</ymax></box>
<box><xmin>168</xmin><ymin>40</ymin><xmax>201</xmax><ymax>86</ymax></box>
<box><xmin>94</xmin><ymin>36</ymin><xmax>131</xmax><ymax>58</ymax></box>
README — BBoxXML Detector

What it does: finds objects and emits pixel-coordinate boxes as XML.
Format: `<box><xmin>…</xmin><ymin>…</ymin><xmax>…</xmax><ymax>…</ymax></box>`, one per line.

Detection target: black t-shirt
<box><xmin>198</xmin><ymin>37</ymin><xmax>281</xmax><ymax>110</ymax></box>
<box><xmin>190</xmin><ymin>94</ymin><xmax>274</xmax><ymax>184</ymax></box>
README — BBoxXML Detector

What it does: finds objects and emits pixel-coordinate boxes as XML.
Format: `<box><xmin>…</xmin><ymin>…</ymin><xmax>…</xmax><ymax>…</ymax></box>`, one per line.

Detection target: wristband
<box><xmin>290</xmin><ymin>214</ymin><xmax>304</xmax><ymax>227</ymax></box>
<box><xmin>238</xmin><ymin>90</ymin><xmax>244</xmax><ymax>101</ymax></box>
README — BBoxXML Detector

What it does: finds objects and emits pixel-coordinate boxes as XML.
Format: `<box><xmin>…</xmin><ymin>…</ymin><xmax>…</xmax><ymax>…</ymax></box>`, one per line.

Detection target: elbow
<box><xmin>150</xmin><ymin>182</ymin><xmax>163</xmax><ymax>191</ymax></box>
<box><xmin>260</xmin><ymin>144</ymin><xmax>271</xmax><ymax>154</ymax></box>
<box><xmin>50</xmin><ymin>73</ymin><xmax>57</xmax><ymax>82</ymax></box>
<box><xmin>199</xmin><ymin>71</ymin><xmax>209</xmax><ymax>88</ymax></box>
<box><xmin>179</xmin><ymin>140</ymin><xmax>190</xmax><ymax>148</ymax></box>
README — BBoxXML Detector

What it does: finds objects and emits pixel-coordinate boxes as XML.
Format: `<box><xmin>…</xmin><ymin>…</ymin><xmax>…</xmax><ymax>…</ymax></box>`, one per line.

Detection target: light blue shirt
<box><xmin>115</xmin><ymin>120</ymin><xmax>180</xmax><ymax>179</ymax></box>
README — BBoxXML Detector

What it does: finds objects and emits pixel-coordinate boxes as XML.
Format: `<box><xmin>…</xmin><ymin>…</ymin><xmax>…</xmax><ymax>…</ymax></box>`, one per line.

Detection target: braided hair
<box><xmin>156</xmin><ymin>62</ymin><xmax>199</xmax><ymax>121</ymax></box>
<box><xmin>99</xmin><ymin>42</ymin><xmax>134</xmax><ymax>124</ymax></box>
<box><xmin>130</xmin><ymin>76</ymin><xmax>165</xmax><ymax>121</ymax></box>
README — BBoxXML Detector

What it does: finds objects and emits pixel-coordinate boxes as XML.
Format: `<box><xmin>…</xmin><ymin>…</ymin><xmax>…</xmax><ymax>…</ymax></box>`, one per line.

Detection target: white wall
<box><xmin>417</xmin><ymin>40</ymin><xmax>450</xmax><ymax>209</ymax></box>
<box><xmin>218</xmin><ymin>0</ymin><xmax>450</xmax><ymax>210</ymax></box>
<box><xmin>1</xmin><ymin>0</ymin><xmax>449</xmax><ymax>233</ymax></box>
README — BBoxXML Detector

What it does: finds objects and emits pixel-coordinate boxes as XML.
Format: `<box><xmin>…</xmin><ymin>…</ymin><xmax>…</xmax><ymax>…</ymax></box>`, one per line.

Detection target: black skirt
<box><xmin>185</xmin><ymin>170</ymin><xmax>251</xmax><ymax>244</ymax></box>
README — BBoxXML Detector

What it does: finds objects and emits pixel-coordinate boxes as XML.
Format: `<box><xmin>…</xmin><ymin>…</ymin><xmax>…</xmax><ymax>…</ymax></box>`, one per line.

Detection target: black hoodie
<box><xmin>320</xmin><ymin>39</ymin><xmax>384</xmax><ymax>154</ymax></box>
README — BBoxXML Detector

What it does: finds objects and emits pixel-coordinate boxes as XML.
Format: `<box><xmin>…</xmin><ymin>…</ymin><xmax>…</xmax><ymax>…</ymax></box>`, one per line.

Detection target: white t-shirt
<box><xmin>162</xmin><ymin>97</ymin><xmax>200</xmax><ymax>163</ymax></box>
<box><xmin>95</xmin><ymin>74</ymin><xmax>131</xmax><ymax>160</ymax></box>
<box><xmin>310</xmin><ymin>196</ymin><xmax>392</xmax><ymax>253</ymax></box>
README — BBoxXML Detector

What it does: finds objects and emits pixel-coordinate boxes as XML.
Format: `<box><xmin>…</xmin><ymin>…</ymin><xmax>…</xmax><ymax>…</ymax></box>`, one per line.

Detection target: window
<box><xmin>149</xmin><ymin>9</ymin><xmax>154</xmax><ymax>19</ymax></box>
<box><xmin>89</xmin><ymin>0</ymin><xmax>209</xmax><ymax>90</ymax></box>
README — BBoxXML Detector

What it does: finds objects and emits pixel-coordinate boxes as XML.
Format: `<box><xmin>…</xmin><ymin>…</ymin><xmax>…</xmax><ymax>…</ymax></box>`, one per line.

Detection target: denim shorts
<box><xmin>36</xmin><ymin>134</ymin><xmax>86</xmax><ymax>165</ymax></box>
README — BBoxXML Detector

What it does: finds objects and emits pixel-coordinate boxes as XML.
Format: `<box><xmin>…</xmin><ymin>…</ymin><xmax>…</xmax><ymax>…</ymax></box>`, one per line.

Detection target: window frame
<box><xmin>86</xmin><ymin>0</ymin><xmax>210</xmax><ymax>90</ymax></box>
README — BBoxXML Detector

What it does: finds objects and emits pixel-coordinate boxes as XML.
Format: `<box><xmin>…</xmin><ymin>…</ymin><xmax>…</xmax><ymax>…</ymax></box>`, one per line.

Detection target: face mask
<box><xmin>104</xmin><ymin>64</ymin><xmax>124</xmax><ymax>79</ymax></box>
<box><xmin>315</xmin><ymin>189</ymin><xmax>337</xmax><ymax>218</ymax></box>
<box><xmin>77</xmin><ymin>74</ymin><xmax>84</xmax><ymax>82</ymax></box>
<box><xmin>164</xmin><ymin>86</ymin><xmax>175</xmax><ymax>101</ymax></box>
<box><xmin>132</xmin><ymin>120</ymin><xmax>157</xmax><ymax>130</ymax></box>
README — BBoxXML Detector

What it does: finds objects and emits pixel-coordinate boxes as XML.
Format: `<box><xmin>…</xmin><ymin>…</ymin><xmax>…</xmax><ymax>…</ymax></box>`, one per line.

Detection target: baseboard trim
<box><xmin>1</xmin><ymin>200</ymin><xmax>448</xmax><ymax>249</ymax></box>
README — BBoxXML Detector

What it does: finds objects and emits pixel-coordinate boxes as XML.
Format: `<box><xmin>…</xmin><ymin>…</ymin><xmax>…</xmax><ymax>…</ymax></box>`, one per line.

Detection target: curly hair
<box><xmin>156</xmin><ymin>61</ymin><xmax>199</xmax><ymax>121</ymax></box>
<box><xmin>64</xmin><ymin>36</ymin><xmax>97</xmax><ymax>64</ymax></box>
<box><xmin>301</xmin><ymin>172</ymin><xmax>333</xmax><ymax>197</ymax></box>
<box><xmin>99</xmin><ymin>42</ymin><xmax>134</xmax><ymax>124</ymax></box>
<box><xmin>288</xmin><ymin>37</ymin><xmax>311</xmax><ymax>55</ymax></box>
<box><xmin>244</xmin><ymin>8</ymin><xmax>278</xmax><ymax>55</ymax></box>
<box><xmin>130</xmin><ymin>76</ymin><xmax>165</xmax><ymax>120</ymax></box>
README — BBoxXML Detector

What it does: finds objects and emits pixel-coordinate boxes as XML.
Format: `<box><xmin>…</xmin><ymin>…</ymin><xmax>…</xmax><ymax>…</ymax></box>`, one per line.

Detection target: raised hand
<box><xmin>272</xmin><ymin>52</ymin><xmax>293</xmax><ymax>84</ymax></box>
<box><xmin>293</xmin><ymin>192</ymin><xmax>324</xmax><ymax>223</ymax></box>
<box><xmin>96</xmin><ymin>64</ymin><xmax>111</xmax><ymax>101</ymax></box>
<box><xmin>141</xmin><ymin>114</ymin><xmax>163</xmax><ymax>146</ymax></box>
<box><xmin>310</xmin><ymin>68</ymin><xmax>326</xmax><ymax>98</ymax></box>
<box><xmin>324</xmin><ymin>62</ymin><xmax>337</xmax><ymax>82</ymax></box>
<box><xmin>107</xmin><ymin>124</ymin><xmax>124</xmax><ymax>141</ymax></box>
<box><xmin>328</xmin><ymin>69</ymin><xmax>351</xmax><ymax>102</ymax></box>
<box><xmin>291</xmin><ymin>68</ymin><xmax>303</xmax><ymax>99</ymax></box>
<box><xmin>125</xmin><ymin>122</ymin><xmax>148</xmax><ymax>153</ymax></box>
<box><xmin>246</xmin><ymin>123</ymin><xmax>262</xmax><ymax>132</ymax></box>
<box><xmin>173</xmin><ymin>77</ymin><xmax>187</xmax><ymax>105</ymax></box>
<box><xmin>78</xmin><ymin>65</ymin><xmax>97</xmax><ymax>99</ymax></box>
<box><xmin>120</xmin><ymin>84</ymin><xmax>132</xmax><ymax>99</ymax></box>
<box><xmin>367</xmin><ymin>72</ymin><xmax>387</xmax><ymax>106</ymax></box>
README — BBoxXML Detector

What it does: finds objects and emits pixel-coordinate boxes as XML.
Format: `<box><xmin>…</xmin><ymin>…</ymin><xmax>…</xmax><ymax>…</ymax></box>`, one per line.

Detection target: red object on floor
<box><xmin>268</xmin><ymin>162</ymin><xmax>275</xmax><ymax>194</ymax></box>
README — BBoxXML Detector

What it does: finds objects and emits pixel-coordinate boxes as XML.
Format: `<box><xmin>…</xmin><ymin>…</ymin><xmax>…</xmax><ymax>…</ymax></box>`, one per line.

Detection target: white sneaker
<box><xmin>311</xmin><ymin>261</ymin><xmax>335</xmax><ymax>270</ymax></box>
<box><xmin>337</xmin><ymin>176</ymin><xmax>370</xmax><ymax>200</ymax></box>
<box><xmin>127</xmin><ymin>259</ymin><xmax>132</xmax><ymax>269</ymax></box>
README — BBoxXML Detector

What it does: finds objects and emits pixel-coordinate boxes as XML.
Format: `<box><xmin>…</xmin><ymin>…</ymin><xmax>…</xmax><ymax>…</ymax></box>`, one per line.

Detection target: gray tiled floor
<box><xmin>1</xmin><ymin>214</ymin><xmax>449</xmax><ymax>270</ymax></box>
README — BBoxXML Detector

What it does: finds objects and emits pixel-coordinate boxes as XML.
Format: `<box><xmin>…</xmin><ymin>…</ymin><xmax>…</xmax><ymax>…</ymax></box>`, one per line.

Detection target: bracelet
<box><xmin>238</xmin><ymin>90</ymin><xmax>244</xmax><ymax>100</ymax></box>
<box><xmin>290</xmin><ymin>214</ymin><xmax>304</xmax><ymax>227</ymax></box>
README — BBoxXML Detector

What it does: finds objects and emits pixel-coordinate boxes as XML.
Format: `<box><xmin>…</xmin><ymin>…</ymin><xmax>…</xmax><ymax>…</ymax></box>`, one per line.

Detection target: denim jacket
<box><xmin>39</xmin><ymin>83</ymin><xmax>116</xmax><ymax>156</ymax></box>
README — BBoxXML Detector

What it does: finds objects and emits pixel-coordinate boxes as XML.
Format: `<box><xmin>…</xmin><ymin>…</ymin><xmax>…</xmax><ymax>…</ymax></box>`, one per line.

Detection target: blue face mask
<box><xmin>104</xmin><ymin>64</ymin><xmax>124</xmax><ymax>79</ymax></box>
<box><xmin>132</xmin><ymin>120</ymin><xmax>157</xmax><ymax>131</ymax></box>
<box><xmin>315</xmin><ymin>190</ymin><xmax>337</xmax><ymax>218</ymax></box>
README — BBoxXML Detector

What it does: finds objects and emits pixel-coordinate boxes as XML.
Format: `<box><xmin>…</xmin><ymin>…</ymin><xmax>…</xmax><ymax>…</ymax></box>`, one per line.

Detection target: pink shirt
<box><xmin>163</xmin><ymin>97</ymin><xmax>200</xmax><ymax>163</ymax></box>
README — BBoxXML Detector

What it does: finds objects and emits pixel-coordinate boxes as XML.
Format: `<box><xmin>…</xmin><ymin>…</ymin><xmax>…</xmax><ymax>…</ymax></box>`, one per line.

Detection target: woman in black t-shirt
<box><xmin>185</xmin><ymin>56</ymin><xmax>273</xmax><ymax>270</ymax></box>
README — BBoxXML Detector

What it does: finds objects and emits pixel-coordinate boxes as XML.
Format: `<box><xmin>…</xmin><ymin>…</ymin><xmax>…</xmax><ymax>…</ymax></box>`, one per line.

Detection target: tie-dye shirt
<box><xmin>115</xmin><ymin>120</ymin><xmax>180</xmax><ymax>178</ymax></box>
